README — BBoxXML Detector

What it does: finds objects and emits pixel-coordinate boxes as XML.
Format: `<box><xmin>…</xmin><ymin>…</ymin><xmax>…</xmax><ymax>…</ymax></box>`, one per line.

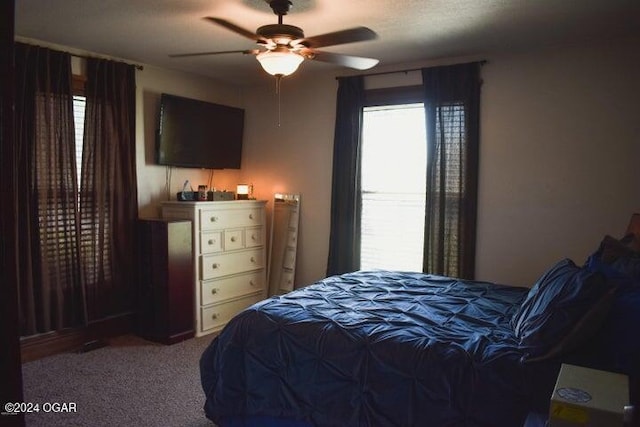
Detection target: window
<box><xmin>72</xmin><ymin>95</ymin><xmax>86</xmax><ymax>188</ymax></box>
<box><xmin>360</xmin><ymin>103</ymin><xmax>427</xmax><ymax>271</ymax></box>
<box><xmin>71</xmin><ymin>76</ymin><xmax>113</xmax><ymax>287</ymax></box>
<box><xmin>72</xmin><ymin>75</ymin><xmax>86</xmax><ymax>188</ymax></box>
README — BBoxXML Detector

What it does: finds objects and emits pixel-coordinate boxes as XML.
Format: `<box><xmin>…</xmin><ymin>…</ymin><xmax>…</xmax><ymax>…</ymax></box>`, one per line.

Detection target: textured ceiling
<box><xmin>15</xmin><ymin>0</ymin><xmax>640</xmax><ymax>86</ymax></box>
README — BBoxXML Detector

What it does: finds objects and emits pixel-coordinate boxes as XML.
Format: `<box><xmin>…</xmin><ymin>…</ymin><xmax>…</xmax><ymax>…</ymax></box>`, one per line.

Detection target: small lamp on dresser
<box><xmin>237</xmin><ymin>184</ymin><xmax>254</xmax><ymax>200</ymax></box>
<box><xmin>236</xmin><ymin>184</ymin><xmax>249</xmax><ymax>200</ymax></box>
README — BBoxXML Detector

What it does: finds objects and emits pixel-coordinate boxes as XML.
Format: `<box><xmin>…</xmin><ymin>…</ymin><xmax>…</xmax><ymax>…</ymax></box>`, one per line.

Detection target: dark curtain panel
<box><xmin>326</xmin><ymin>76</ymin><xmax>365</xmax><ymax>276</ymax></box>
<box><xmin>2</xmin><ymin>1</ymin><xmax>26</xmax><ymax>414</ymax></box>
<box><xmin>14</xmin><ymin>43</ymin><xmax>86</xmax><ymax>335</ymax></box>
<box><xmin>81</xmin><ymin>58</ymin><xmax>138</xmax><ymax>321</ymax></box>
<box><xmin>422</xmin><ymin>62</ymin><xmax>481</xmax><ymax>279</ymax></box>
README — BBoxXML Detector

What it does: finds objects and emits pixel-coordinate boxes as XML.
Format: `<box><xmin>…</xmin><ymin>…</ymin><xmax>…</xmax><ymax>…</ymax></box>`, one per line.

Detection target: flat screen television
<box><xmin>156</xmin><ymin>93</ymin><xmax>244</xmax><ymax>169</ymax></box>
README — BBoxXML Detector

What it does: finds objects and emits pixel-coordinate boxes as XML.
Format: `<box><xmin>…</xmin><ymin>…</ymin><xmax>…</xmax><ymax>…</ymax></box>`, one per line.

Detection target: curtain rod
<box><xmin>336</xmin><ymin>60</ymin><xmax>487</xmax><ymax>80</ymax></box>
<box><xmin>17</xmin><ymin>40</ymin><xmax>145</xmax><ymax>70</ymax></box>
<box><xmin>70</xmin><ymin>52</ymin><xmax>144</xmax><ymax>70</ymax></box>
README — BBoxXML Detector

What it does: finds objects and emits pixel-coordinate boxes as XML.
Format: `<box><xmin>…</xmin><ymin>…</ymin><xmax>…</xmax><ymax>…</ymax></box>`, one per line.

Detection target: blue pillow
<box><xmin>570</xmin><ymin>286</ymin><xmax>640</xmax><ymax>376</ymax></box>
<box><xmin>601</xmin><ymin>234</ymin><xmax>640</xmax><ymax>280</ymax></box>
<box><xmin>593</xmin><ymin>234</ymin><xmax>640</xmax><ymax>263</ymax></box>
<box><xmin>575</xmin><ymin>236</ymin><xmax>640</xmax><ymax>375</ymax></box>
<box><xmin>611</xmin><ymin>256</ymin><xmax>640</xmax><ymax>280</ymax></box>
<box><xmin>511</xmin><ymin>259</ymin><xmax>612</xmax><ymax>361</ymax></box>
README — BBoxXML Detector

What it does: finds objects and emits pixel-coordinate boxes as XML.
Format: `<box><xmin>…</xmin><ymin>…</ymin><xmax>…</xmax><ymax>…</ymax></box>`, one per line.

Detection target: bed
<box><xmin>200</xmin><ymin>217</ymin><xmax>640</xmax><ymax>427</ymax></box>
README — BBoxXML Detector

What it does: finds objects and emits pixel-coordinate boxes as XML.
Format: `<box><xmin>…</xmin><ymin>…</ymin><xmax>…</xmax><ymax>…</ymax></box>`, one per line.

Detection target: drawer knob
<box><xmin>250</xmin><ymin>257</ymin><xmax>255</xmax><ymax>263</ymax></box>
<box><xmin>211</xmin><ymin>288</ymin><xmax>219</xmax><ymax>295</ymax></box>
<box><xmin>249</xmin><ymin>280</ymin><xmax>255</xmax><ymax>286</ymax></box>
<box><xmin>211</xmin><ymin>313</ymin><xmax>218</xmax><ymax>320</ymax></box>
<box><xmin>208</xmin><ymin>239</ymin><xmax>215</xmax><ymax>245</ymax></box>
<box><xmin>230</xmin><ymin>236</ymin><xmax>237</xmax><ymax>242</ymax></box>
<box><xmin>212</xmin><ymin>263</ymin><xmax>220</xmax><ymax>269</ymax></box>
<box><xmin>249</xmin><ymin>213</ymin><xmax>254</xmax><ymax>220</ymax></box>
<box><xmin>210</xmin><ymin>216</ymin><xmax>218</xmax><ymax>222</ymax></box>
<box><xmin>251</xmin><ymin>234</ymin><xmax>257</xmax><ymax>241</ymax></box>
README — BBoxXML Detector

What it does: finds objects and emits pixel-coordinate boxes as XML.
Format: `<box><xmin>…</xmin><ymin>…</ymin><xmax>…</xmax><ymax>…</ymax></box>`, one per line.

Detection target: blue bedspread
<box><xmin>201</xmin><ymin>271</ymin><xmax>561</xmax><ymax>427</ymax></box>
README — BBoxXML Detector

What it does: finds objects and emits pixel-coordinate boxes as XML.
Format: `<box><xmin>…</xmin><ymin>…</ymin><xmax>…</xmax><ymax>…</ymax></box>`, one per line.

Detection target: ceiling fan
<box><xmin>170</xmin><ymin>0</ymin><xmax>380</xmax><ymax>77</ymax></box>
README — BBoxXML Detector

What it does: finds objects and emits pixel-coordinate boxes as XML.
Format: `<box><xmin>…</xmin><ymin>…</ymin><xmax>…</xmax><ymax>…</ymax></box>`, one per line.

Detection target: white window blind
<box><xmin>360</xmin><ymin>103</ymin><xmax>427</xmax><ymax>271</ymax></box>
<box><xmin>73</xmin><ymin>95</ymin><xmax>86</xmax><ymax>188</ymax></box>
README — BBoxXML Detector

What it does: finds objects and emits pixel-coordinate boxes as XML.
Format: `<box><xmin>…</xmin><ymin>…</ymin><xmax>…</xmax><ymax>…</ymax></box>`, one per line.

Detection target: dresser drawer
<box><xmin>201</xmin><ymin>293</ymin><xmax>263</xmax><ymax>332</ymax></box>
<box><xmin>200</xmin><ymin>231</ymin><xmax>222</xmax><ymax>254</ymax></box>
<box><xmin>200</xmin><ymin>207</ymin><xmax>263</xmax><ymax>231</ymax></box>
<box><xmin>201</xmin><ymin>271</ymin><xmax>264</xmax><ymax>306</ymax></box>
<box><xmin>224</xmin><ymin>229</ymin><xmax>244</xmax><ymax>251</ymax></box>
<box><xmin>245</xmin><ymin>226</ymin><xmax>263</xmax><ymax>248</ymax></box>
<box><xmin>201</xmin><ymin>248</ymin><xmax>264</xmax><ymax>279</ymax></box>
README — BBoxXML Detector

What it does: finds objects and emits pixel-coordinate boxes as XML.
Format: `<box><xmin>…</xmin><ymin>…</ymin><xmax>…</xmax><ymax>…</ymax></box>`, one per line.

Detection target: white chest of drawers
<box><xmin>161</xmin><ymin>200</ymin><xmax>267</xmax><ymax>337</ymax></box>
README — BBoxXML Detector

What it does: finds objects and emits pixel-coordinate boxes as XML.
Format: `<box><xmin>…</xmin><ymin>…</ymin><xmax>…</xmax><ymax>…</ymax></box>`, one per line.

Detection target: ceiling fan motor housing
<box><xmin>257</xmin><ymin>24</ymin><xmax>305</xmax><ymax>44</ymax></box>
<box><xmin>269</xmin><ymin>0</ymin><xmax>293</xmax><ymax>16</ymax></box>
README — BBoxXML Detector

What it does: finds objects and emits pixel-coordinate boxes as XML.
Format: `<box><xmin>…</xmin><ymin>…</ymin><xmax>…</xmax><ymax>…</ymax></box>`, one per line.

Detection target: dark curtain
<box><xmin>81</xmin><ymin>58</ymin><xmax>138</xmax><ymax>321</ymax></box>
<box><xmin>14</xmin><ymin>43</ymin><xmax>86</xmax><ymax>335</ymax></box>
<box><xmin>422</xmin><ymin>62</ymin><xmax>481</xmax><ymax>279</ymax></box>
<box><xmin>326</xmin><ymin>76</ymin><xmax>365</xmax><ymax>276</ymax></box>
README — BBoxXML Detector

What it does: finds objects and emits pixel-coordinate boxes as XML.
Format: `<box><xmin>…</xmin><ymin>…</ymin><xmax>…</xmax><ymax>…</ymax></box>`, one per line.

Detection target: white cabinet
<box><xmin>161</xmin><ymin>200</ymin><xmax>267</xmax><ymax>337</ymax></box>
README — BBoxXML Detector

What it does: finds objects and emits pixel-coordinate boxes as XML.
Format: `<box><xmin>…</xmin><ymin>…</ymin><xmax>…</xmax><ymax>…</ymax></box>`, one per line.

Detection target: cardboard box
<box><xmin>549</xmin><ymin>364</ymin><xmax>628</xmax><ymax>426</ymax></box>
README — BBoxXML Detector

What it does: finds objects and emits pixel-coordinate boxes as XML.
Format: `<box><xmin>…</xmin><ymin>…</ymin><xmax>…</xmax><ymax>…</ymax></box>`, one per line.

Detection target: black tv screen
<box><xmin>156</xmin><ymin>93</ymin><xmax>244</xmax><ymax>169</ymax></box>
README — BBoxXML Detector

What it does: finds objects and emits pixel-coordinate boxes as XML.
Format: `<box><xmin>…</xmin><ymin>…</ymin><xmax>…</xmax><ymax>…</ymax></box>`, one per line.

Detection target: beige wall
<box><xmin>241</xmin><ymin>74</ymin><xmax>338</xmax><ymax>286</ymax></box>
<box><xmin>476</xmin><ymin>38</ymin><xmax>640</xmax><ymax>286</ymax></box>
<box><xmin>240</xmin><ymin>37</ymin><xmax>640</xmax><ymax>288</ymax></box>
<box><xmin>134</xmin><ymin>65</ymin><xmax>337</xmax><ymax>287</ymax></box>
<box><xmin>26</xmin><ymin>36</ymin><xmax>640</xmax><ymax>289</ymax></box>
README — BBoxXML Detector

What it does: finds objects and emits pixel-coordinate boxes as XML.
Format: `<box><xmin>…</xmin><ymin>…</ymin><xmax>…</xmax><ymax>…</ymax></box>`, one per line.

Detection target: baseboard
<box><xmin>20</xmin><ymin>312</ymin><xmax>134</xmax><ymax>362</ymax></box>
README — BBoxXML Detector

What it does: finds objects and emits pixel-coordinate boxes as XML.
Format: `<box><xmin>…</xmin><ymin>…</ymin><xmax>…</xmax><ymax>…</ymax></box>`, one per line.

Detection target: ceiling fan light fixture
<box><xmin>256</xmin><ymin>49</ymin><xmax>304</xmax><ymax>76</ymax></box>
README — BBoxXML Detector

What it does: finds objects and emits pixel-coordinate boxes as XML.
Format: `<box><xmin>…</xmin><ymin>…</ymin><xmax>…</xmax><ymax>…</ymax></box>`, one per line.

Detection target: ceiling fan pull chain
<box><xmin>276</xmin><ymin>75</ymin><xmax>282</xmax><ymax>127</ymax></box>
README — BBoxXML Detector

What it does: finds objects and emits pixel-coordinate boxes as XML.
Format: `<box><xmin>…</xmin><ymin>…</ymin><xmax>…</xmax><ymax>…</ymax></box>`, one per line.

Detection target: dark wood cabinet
<box><xmin>137</xmin><ymin>218</ymin><xmax>194</xmax><ymax>344</ymax></box>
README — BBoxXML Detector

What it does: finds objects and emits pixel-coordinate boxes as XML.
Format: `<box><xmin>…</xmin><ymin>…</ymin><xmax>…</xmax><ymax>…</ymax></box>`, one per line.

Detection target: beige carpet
<box><xmin>21</xmin><ymin>334</ymin><xmax>217</xmax><ymax>427</ymax></box>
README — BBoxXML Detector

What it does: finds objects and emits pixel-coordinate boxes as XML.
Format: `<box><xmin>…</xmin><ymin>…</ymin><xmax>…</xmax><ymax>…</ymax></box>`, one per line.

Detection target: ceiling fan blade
<box><xmin>302</xmin><ymin>49</ymin><xmax>379</xmax><ymax>70</ymax></box>
<box><xmin>297</xmin><ymin>27</ymin><xmax>377</xmax><ymax>49</ymax></box>
<box><xmin>169</xmin><ymin>49</ymin><xmax>260</xmax><ymax>58</ymax></box>
<box><xmin>204</xmin><ymin>17</ymin><xmax>268</xmax><ymax>43</ymax></box>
